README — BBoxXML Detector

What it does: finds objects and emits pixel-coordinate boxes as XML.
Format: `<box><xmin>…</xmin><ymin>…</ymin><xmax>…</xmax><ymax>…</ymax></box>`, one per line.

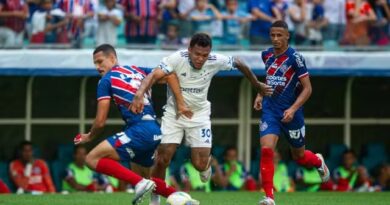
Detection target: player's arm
<box><xmin>75</xmin><ymin>99</ymin><xmax>110</xmax><ymax>144</ymax></box>
<box><xmin>130</xmin><ymin>68</ymin><xmax>167</xmax><ymax>114</ymax></box>
<box><xmin>234</xmin><ymin>57</ymin><xmax>273</xmax><ymax>96</ymax></box>
<box><xmin>281</xmin><ymin>75</ymin><xmax>312</xmax><ymax>123</ymax></box>
<box><xmin>9</xmin><ymin>162</ymin><xmax>29</xmax><ymax>190</ymax></box>
<box><xmin>165</xmin><ymin>73</ymin><xmax>193</xmax><ymax>119</ymax></box>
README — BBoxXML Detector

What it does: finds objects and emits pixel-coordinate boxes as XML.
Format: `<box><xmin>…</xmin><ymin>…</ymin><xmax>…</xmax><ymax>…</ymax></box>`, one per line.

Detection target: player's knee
<box><xmin>85</xmin><ymin>152</ymin><xmax>98</xmax><ymax>170</ymax></box>
<box><xmin>156</xmin><ymin>154</ymin><xmax>171</xmax><ymax>167</ymax></box>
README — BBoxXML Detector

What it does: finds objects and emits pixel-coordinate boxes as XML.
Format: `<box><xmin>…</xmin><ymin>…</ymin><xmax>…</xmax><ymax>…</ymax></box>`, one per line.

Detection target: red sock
<box><xmin>260</xmin><ymin>147</ymin><xmax>274</xmax><ymax>199</ymax></box>
<box><xmin>96</xmin><ymin>158</ymin><xmax>142</xmax><ymax>186</ymax></box>
<box><xmin>295</xmin><ymin>150</ymin><xmax>322</xmax><ymax>168</ymax></box>
<box><xmin>151</xmin><ymin>177</ymin><xmax>176</xmax><ymax>197</ymax></box>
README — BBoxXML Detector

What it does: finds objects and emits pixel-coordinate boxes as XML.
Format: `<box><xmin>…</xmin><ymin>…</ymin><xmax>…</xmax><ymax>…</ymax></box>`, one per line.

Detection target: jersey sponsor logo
<box><xmin>260</xmin><ymin>121</ymin><xmax>268</xmax><ymax>132</ymax></box>
<box><xmin>266</xmin><ymin>75</ymin><xmax>287</xmax><ymax>86</ymax></box>
<box><xmin>181</xmin><ymin>87</ymin><xmax>203</xmax><ymax>93</ymax></box>
<box><xmin>294</xmin><ymin>53</ymin><xmax>304</xmax><ymax>68</ymax></box>
<box><xmin>280</xmin><ymin>64</ymin><xmax>289</xmax><ymax>73</ymax></box>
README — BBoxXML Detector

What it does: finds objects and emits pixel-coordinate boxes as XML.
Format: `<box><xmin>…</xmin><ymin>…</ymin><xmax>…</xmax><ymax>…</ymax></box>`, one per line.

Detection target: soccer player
<box><xmin>253</xmin><ymin>20</ymin><xmax>330</xmax><ymax>205</ymax></box>
<box><xmin>74</xmin><ymin>44</ymin><xmax>195</xmax><ymax>205</ymax></box>
<box><xmin>130</xmin><ymin>33</ymin><xmax>273</xmax><ymax>204</ymax></box>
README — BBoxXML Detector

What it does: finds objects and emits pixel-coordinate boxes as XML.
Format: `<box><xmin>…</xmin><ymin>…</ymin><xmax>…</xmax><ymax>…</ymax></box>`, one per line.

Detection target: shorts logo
<box><xmin>154</xmin><ymin>134</ymin><xmax>162</xmax><ymax>141</ymax></box>
<box><xmin>125</xmin><ymin>148</ymin><xmax>135</xmax><ymax>159</ymax></box>
<box><xmin>260</xmin><ymin>121</ymin><xmax>268</xmax><ymax>132</ymax></box>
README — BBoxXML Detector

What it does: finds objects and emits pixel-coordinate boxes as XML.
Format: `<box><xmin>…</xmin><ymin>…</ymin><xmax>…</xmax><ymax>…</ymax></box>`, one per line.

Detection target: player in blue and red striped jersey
<box><xmin>74</xmin><ymin>44</ymin><xmax>197</xmax><ymax>205</ymax></box>
<box><xmin>254</xmin><ymin>21</ymin><xmax>330</xmax><ymax>205</ymax></box>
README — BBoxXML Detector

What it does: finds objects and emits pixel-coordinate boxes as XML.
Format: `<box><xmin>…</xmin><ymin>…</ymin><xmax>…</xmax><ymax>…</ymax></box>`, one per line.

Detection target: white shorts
<box><xmin>160</xmin><ymin>115</ymin><xmax>212</xmax><ymax>148</ymax></box>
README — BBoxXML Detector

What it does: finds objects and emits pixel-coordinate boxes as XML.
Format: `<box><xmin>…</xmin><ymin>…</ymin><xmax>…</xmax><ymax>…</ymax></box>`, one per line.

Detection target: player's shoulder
<box><xmin>35</xmin><ymin>159</ymin><xmax>48</xmax><ymax>166</ymax></box>
<box><xmin>169</xmin><ymin>49</ymin><xmax>189</xmax><ymax>60</ymax></box>
<box><xmin>9</xmin><ymin>159</ymin><xmax>22</xmax><ymax>167</ymax></box>
<box><xmin>288</xmin><ymin>47</ymin><xmax>306</xmax><ymax>66</ymax></box>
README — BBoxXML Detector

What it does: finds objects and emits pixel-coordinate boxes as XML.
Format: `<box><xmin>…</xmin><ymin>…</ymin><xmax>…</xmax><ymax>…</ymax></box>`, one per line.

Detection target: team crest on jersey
<box><xmin>260</xmin><ymin>121</ymin><xmax>268</xmax><ymax>132</ymax></box>
<box><xmin>280</xmin><ymin>64</ymin><xmax>288</xmax><ymax>72</ymax></box>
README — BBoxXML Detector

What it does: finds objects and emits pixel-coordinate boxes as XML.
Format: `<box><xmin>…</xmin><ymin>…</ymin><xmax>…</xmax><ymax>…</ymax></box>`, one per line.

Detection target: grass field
<box><xmin>1</xmin><ymin>192</ymin><xmax>390</xmax><ymax>205</ymax></box>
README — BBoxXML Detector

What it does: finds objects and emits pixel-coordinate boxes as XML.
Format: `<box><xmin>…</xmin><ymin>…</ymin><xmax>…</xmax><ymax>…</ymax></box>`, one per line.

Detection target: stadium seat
<box><xmin>250</xmin><ymin>159</ymin><xmax>259</xmax><ymax>180</ymax></box>
<box><xmin>57</xmin><ymin>144</ymin><xmax>74</xmax><ymax>164</ymax></box>
<box><xmin>326</xmin><ymin>144</ymin><xmax>348</xmax><ymax>169</ymax></box>
<box><xmin>364</xmin><ymin>143</ymin><xmax>387</xmax><ymax>157</ymax></box>
<box><xmin>50</xmin><ymin>160</ymin><xmax>68</xmax><ymax>192</ymax></box>
<box><xmin>211</xmin><ymin>145</ymin><xmax>225</xmax><ymax>163</ymax></box>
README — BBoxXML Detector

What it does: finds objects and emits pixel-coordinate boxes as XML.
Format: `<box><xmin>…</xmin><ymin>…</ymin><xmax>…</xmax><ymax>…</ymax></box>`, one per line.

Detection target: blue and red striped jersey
<box><xmin>97</xmin><ymin>65</ymin><xmax>156</xmax><ymax>125</ymax></box>
<box><xmin>261</xmin><ymin>47</ymin><xmax>309</xmax><ymax>112</ymax></box>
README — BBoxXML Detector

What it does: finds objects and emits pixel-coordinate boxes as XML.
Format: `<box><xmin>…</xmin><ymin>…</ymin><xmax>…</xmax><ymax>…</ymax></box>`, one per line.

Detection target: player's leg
<box><xmin>185</xmin><ymin>121</ymin><xmax>212</xmax><ymax>182</ymax></box>
<box><xmin>85</xmin><ymin>140</ymin><xmax>144</xmax><ymax>186</ymax></box>
<box><xmin>151</xmin><ymin>144</ymin><xmax>178</xmax><ymax>180</ymax></box>
<box><xmin>258</xmin><ymin>114</ymin><xmax>281</xmax><ymax>205</ymax></box>
<box><xmin>284</xmin><ymin>114</ymin><xmax>329</xmax><ymax>182</ymax></box>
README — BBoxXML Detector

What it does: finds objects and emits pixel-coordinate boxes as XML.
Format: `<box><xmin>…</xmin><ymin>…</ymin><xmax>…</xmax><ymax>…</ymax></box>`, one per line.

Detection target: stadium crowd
<box><xmin>1</xmin><ymin>0</ymin><xmax>390</xmax><ymax>48</ymax></box>
<box><xmin>0</xmin><ymin>140</ymin><xmax>389</xmax><ymax>194</ymax></box>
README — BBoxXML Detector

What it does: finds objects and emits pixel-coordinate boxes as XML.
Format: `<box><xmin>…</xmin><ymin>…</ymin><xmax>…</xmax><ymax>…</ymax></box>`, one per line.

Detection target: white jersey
<box><xmin>159</xmin><ymin>49</ymin><xmax>235</xmax><ymax>122</ymax></box>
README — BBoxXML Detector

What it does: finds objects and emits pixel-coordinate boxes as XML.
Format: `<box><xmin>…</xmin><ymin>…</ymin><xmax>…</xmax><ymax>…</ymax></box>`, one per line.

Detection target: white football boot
<box><xmin>316</xmin><ymin>153</ymin><xmax>330</xmax><ymax>182</ymax></box>
<box><xmin>259</xmin><ymin>197</ymin><xmax>275</xmax><ymax>205</ymax></box>
<box><xmin>132</xmin><ymin>179</ymin><xmax>156</xmax><ymax>205</ymax></box>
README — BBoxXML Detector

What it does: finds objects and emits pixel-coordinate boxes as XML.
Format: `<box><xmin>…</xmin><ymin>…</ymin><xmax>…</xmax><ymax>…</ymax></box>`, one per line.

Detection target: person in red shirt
<box><xmin>0</xmin><ymin>179</ymin><xmax>10</xmax><ymax>193</ymax></box>
<box><xmin>0</xmin><ymin>0</ymin><xmax>29</xmax><ymax>47</ymax></box>
<box><xmin>9</xmin><ymin>141</ymin><xmax>55</xmax><ymax>194</ymax></box>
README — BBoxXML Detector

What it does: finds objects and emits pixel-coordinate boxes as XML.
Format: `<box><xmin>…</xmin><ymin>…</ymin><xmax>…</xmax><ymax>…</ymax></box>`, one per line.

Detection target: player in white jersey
<box><xmin>131</xmin><ymin>33</ymin><xmax>273</xmax><ymax>204</ymax></box>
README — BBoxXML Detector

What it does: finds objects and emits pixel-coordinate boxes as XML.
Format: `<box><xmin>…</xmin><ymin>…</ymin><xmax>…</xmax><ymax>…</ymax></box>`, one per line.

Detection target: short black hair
<box><xmin>271</xmin><ymin>20</ymin><xmax>289</xmax><ymax>30</ymax></box>
<box><xmin>189</xmin><ymin>33</ymin><xmax>212</xmax><ymax>48</ymax></box>
<box><xmin>223</xmin><ymin>146</ymin><xmax>237</xmax><ymax>157</ymax></box>
<box><xmin>93</xmin><ymin>44</ymin><xmax>117</xmax><ymax>57</ymax></box>
<box><xmin>19</xmin><ymin>140</ymin><xmax>33</xmax><ymax>151</ymax></box>
<box><xmin>73</xmin><ymin>145</ymin><xmax>86</xmax><ymax>155</ymax></box>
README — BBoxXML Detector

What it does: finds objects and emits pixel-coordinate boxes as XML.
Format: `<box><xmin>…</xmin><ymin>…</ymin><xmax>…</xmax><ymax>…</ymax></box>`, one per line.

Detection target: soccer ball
<box><xmin>166</xmin><ymin>191</ymin><xmax>193</xmax><ymax>205</ymax></box>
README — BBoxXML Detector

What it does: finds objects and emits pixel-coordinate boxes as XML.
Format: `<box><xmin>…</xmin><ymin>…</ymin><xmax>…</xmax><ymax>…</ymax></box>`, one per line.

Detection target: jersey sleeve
<box><xmin>158</xmin><ymin>51</ymin><xmax>181</xmax><ymax>74</ymax></box>
<box><xmin>97</xmin><ymin>78</ymin><xmax>112</xmax><ymax>101</ymax></box>
<box><xmin>216</xmin><ymin>53</ymin><xmax>235</xmax><ymax>71</ymax></box>
<box><xmin>293</xmin><ymin>52</ymin><xmax>309</xmax><ymax>79</ymax></box>
<box><xmin>139</xmin><ymin>67</ymin><xmax>153</xmax><ymax>75</ymax></box>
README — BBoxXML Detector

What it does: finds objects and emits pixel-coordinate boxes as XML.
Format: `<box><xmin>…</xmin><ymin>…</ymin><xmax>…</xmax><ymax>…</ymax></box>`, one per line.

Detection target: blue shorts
<box><xmin>259</xmin><ymin>108</ymin><xmax>305</xmax><ymax>148</ymax></box>
<box><xmin>106</xmin><ymin>120</ymin><xmax>162</xmax><ymax>167</ymax></box>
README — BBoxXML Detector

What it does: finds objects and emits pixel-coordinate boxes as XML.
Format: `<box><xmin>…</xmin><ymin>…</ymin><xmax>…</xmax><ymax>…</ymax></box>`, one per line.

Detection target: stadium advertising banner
<box><xmin>0</xmin><ymin>49</ymin><xmax>390</xmax><ymax>76</ymax></box>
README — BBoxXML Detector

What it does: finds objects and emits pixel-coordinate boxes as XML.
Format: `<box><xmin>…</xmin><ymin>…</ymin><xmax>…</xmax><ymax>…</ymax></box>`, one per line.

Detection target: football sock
<box><xmin>295</xmin><ymin>150</ymin><xmax>322</xmax><ymax>168</ymax></box>
<box><xmin>260</xmin><ymin>147</ymin><xmax>274</xmax><ymax>199</ymax></box>
<box><xmin>96</xmin><ymin>158</ymin><xmax>142</xmax><ymax>186</ymax></box>
<box><xmin>151</xmin><ymin>177</ymin><xmax>176</xmax><ymax>197</ymax></box>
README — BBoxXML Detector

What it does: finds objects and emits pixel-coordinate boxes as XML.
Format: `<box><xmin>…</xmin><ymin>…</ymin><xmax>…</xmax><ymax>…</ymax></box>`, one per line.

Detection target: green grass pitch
<box><xmin>1</xmin><ymin>192</ymin><xmax>390</xmax><ymax>205</ymax></box>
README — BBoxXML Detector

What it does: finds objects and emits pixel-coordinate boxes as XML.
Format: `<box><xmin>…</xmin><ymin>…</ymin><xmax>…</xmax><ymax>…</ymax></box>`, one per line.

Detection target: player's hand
<box><xmin>253</xmin><ymin>94</ymin><xmax>263</xmax><ymax>111</ymax></box>
<box><xmin>281</xmin><ymin>108</ymin><xmax>296</xmax><ymax>123</ymax></box>
<box><xmin>176</xmin><ymin>103</ymin><xmax>193</xmax><ymax>119</ymax></box>
<box><xmin>74</xmin><ymin>133</ymin><xmax>91</xmax><ymax>145</ymax></box>
<box><xmin>129</xmin><ymin>94</ymin><xmax>144</xmax><ymax>114</ymax></box>
<box><xmin>257</xmin><ymin>82</ymin><xmax>273</xmax><ymax>97</ymax></box>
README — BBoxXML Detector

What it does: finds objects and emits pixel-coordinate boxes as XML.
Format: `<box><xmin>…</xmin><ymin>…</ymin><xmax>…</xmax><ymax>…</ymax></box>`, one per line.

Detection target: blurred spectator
<box><xmin>0</xmin><ymin>0</ymin><xmax>28</xmax><ymax>47</ymax></box>
<box><xmin>99</xmin><ymin>175</ymin><xmax>121</xmax><ymax>192</ymax></box>
<box><xmin>286</xmin><ymin>0</ymin><xmax>308</xmax><ymax>45</ymax></box>
<box><xmin>177</xmin><ymin>0</ymin><xmax>194</xmax><ymax>38</ymax></box>
<box><xmin>248</xmin><ymin>0</ymin><xmax>279</xmax><ymax>45</ymax></box>
<box><xmin>62</xmin><ymin>145</ymin><xmax>97</xmax><ymax>192</ymax></box>
<box><xmin>368</xmin><ymin>0</ymin><xmax>390</xmax><ymax>45</ymax></box>
<box><xmin>9</xmin><ymin>141</ymin><xmax>55</xmax><ymax>194</ymax></box>
<box><xmin>122</xmin><ymin>0</ymin><xmax>160</xmax><ymax>44</ymax></box>
<box><xmin>341</xmin><ymin>0</ymin><xmax>377</xmax><ymax>45</ymax></box>
<box><xmin>374</xmin><ymin>163</ymin><xmax>390</xmax><ymax>191</ymax></box>
<box><xmin>30</xmin><ymin>0</ymin><xmax>68</xmax><ymax>44</ymax></box>
<box><xmin>189</xmin><ymin>0</ymin><xmax>222</xmax><ymax>35</ymax></box>
<box><xmin>96</xmin><ymin>0</ymin><xmax>122</xmax><ymax>46</ymax></box>
<box><xmin>221</xmin><ymin>0</ymin><xmax>252</xmax><ymax>45</ymax></box>
<box><xmin>180</xmin><ymin>161</ymin><xmax>211</xmax><ymax>192</ymax></box>
<box><xmin>161</xmin><ymin>21</ymin><xmax>183</xmax><ymax>47</ymax></box>
<box><xmin>0</xmin><ymin>179</ymin><xmax>10</xmax><ymax>193</ymax></box>
<box><xmin>273</xmin><ymin>150</ymin><xmax>295</xmax><ymax>192</ymax></box>
<box><xmin>307</xmin><ymin>0</ymin><xmax>328</xmax><ymax>45</ymax></box>
<box><xmin>295</xmin><ymin>166</ymin><xmax>322</xmax><ymax>192</ymax></box>
<box><xmin>220</xmin><ymin>146</ymin><xmax>247</xmax><ymax>190</ymax></box>
<box><xmin>180</xmin><ymin>157</ymin><xmax>223</xmax><ymax>192</ymax></box>
<box><xmin>165</xmin><ymin>165</ymin><xmax>181</xmax><ymax>190</ymax></box>
<box><xmin>56</xmin><ymin>0</ymin><xmax>95</xmax><ymax>47</ymax></box>
<box><xmin>323</xmin><ymin>0</ymin><xmax>346</xmax><ymax>45</ymax></box>
<box><xmin>271</xmin><ymin>0</ymin><xmax>288</xmax><ymax>20</ymax></box>
<box><xmin>333</xmin><ymin>150</ymin><xmax>372</xmax><ymax>191</ymax></box>
<box><xmin>159</xmin><ymin>0</ymin><xmax>178</xmax><ymax>33</ymax></box>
